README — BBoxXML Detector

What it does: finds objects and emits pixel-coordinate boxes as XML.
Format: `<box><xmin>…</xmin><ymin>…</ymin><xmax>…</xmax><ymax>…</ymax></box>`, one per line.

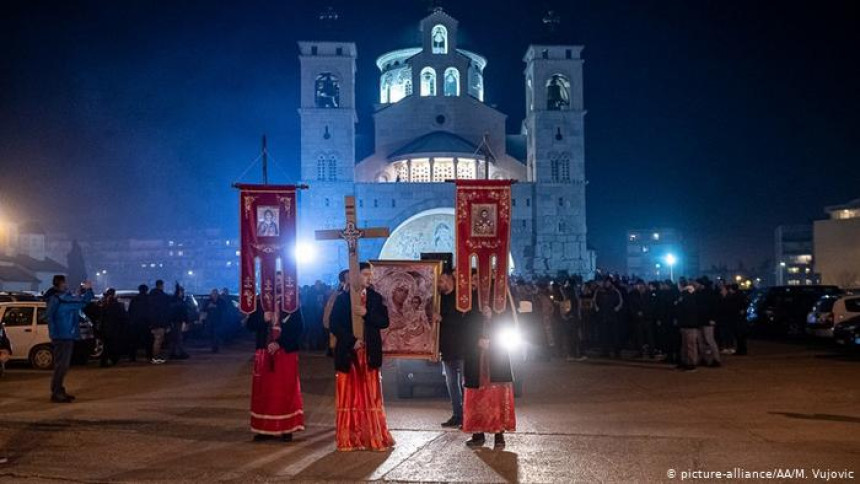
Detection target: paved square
<box><xmin>1</xmin><ymin>339</ymin><xmax>858</xmax><ymax>483</ymax></box>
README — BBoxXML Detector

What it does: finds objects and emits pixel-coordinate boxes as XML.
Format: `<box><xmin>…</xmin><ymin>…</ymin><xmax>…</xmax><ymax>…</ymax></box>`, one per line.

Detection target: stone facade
<box><xmin>297</xmin><ymin>9</ymin><xmax>593</xmax><ymax>283</ymax></box>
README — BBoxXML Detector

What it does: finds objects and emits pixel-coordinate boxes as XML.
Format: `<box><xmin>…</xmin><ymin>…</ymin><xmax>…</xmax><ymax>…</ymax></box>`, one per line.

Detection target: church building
<box><xmin>298</xmin><ymin>8</ymin><xmax>594</xmax><ymax>282</ymax></box>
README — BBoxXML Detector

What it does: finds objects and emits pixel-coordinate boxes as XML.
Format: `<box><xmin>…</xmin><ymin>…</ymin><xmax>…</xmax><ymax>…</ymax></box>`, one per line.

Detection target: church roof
<box><xmin>388</xmin><ymin>131</ymin><xmax>479</xmax><ymax>159</ymax></box>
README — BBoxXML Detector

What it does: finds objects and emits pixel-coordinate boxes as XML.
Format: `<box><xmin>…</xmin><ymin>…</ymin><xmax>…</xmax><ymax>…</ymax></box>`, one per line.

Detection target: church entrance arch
<box><xmin>378</xmin><ymin>208</ymin><xmax>514</xmax><ymax>272</ymax></box>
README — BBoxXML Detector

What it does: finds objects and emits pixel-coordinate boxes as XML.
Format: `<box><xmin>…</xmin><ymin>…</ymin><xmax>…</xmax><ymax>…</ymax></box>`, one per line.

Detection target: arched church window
<box><xmin>380</xmin><ymin>73</ymin><xmax>392</xmax><ymax>103</ymax></box>
<box><xmin>468</xmin><ymin>64</ymin><xmax>483</xmax><ymax>101</ymax></box>
<box><xmin>420</xmin><ymin>67</ymin><xmax>436</xmax><ymax>96</ymax></box>
<box><xmin>315</xmin><ymin>73</ymin><xmax>340</xmax><ymax>108</ymax></box>
<box><xmin>443</xmin><ymin>67</ymin><xmax>460</xmax><ymax>96</ymax></box>
<box><xmin>546</xmin><ymin>74</ymin><xmax>571</xmax><ymax>111</ymax></box>
<box><xmin>431</xmin><ymin>25</ymin><xmax>448</xmax><ymax>54</ymax></box>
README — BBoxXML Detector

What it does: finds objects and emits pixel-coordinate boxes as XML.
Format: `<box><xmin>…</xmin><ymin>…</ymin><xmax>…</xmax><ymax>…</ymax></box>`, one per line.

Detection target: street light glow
<box><xmin>665</xmin><ymin>254</ymin><xmax>677</xmax><ymax>266</ymax></box>
<box><xmin>295</xmin><ymin>241</ymin><xmax>317</xmax><ymax>264</ymax></box>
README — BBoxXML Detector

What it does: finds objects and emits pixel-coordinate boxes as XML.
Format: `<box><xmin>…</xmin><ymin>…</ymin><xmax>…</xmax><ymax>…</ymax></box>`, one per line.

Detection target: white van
<box><xmin>0</xmin><ymin>301</ymin><xmax>101</xmax><ymax>369</ymax></box>
<box><xmin>806</xmin><ymin>294</ymin><xmax>860</xmax><ymax>338</ymax></box>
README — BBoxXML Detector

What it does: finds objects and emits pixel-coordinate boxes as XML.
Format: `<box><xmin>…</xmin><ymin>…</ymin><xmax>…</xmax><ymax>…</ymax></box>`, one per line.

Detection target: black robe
<box><xmin>330</xmin><ymin>288</ymin><xmax>390</xmax><ymax>373</ymax></box>
<box><xmin>246</xmin><ymin>306</ymin><xmax>304</xmax><ymax>353</ymax></box>
<box><xmin>463</xmin><ymin>292</ymin><xmax>514</xmax><ymax>389</ymax></box>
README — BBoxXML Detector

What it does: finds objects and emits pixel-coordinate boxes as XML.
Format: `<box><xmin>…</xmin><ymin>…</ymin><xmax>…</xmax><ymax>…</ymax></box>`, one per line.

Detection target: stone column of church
<box><xmin>430</xmin><ymin>157</ymin><xmax>436</xmax><ymax>181</ymax></box>
<box><xmin>454</xmin><ymin>157</ymin><xmax>460</xmax><ymax>180</ymax></box>
<box><xmin>408</xmin><ymin>158</ymin><xmax>413</xmax><ymax>182</ymax></box>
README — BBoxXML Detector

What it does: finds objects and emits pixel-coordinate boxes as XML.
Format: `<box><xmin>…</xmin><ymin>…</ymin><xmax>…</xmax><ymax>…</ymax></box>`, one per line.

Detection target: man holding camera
<box><xmin>44</xmin><ymin>275</ymin><xmax>94</xmax><ymax>403</ymax></box>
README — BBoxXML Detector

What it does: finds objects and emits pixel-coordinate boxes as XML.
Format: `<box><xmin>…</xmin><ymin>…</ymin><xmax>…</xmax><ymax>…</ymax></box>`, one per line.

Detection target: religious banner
<box><xmin>369</xmin><ymin>259</ymin><xmax>442</xmax><ymax>360</ymax></box>
<box><xmin>454</xmin><ymin>179</ymin><xmax>514</xmax><ymax>313</ymax></box>
<box><xmin>236</xmin><ymin>184</ymin><xmax>298</xmax><ymax>314</ymax></box>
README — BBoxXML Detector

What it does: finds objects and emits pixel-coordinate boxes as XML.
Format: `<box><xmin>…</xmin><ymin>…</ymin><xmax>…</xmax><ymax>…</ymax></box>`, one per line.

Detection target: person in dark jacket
<box><xmin>99</xmin><ymin>288</ymin><xmax>128</xmax><ymax>367</ymax></box>
<box><xmin>0</xmin><ymin>321</ymin><xmax>12</xmax><ymax>377</ymax></box>
<box><xmin>562</xmin><ymin>279</ymin><xmax>586</xmax><ymax>361</ymax></box>
<box><xmin>246</xmin><ymin>297</ymin><xmax>305</xmax><ymax>441</ymax></box>
<box><xmin>594</xmin><ymin>278</ymin><xmax>624</xmax><ymax>358</ymax></box>
<box><xmin>729</xmin><ymin>285</ymin><xmax>750</xmax><ymax>355</ymax></box>
<box><xmin>127</xmin><ymin>284</ymin><xmax>152</xmax><ymax>362</ymax></box>
<box><xmin>204</xmin><ymin>289</ymin><xmax>230</xmax><ymax>353</ymax></box>
<box><xmin>675</xmin><ymin>283</ymin><xmax>700</xmax><ymax>371</ymax></box>
<box><xmin>44</xmin><ymin>275</ymin><xmax>94</xmax><ymax>402</ymax></box>
<box><xmin>462</xmin><ymin>282</ymin><xmax>516</xmax><ymax>450</ymax></box>
<box><xmin>330</xmin><ymin>262</ymin><xmax>394</xmax><ymax>451</ymax></box>
<box><xmin>628</xmin><ymin>281</ymin><xmax>655</xmax><ymax>358</ymax></box>
<box><xmin>147</xmin><ymin>280</ymin><xmax>171</xmax><ymax>364</ymax></box>
<box><xmin>438</xmin><ymin>269</ymin><xmax>467</xmax><ymax>427</ymax></box>
<box><xmin>168</xmin><ymin>284</ymin><xmax>190</xmax><ymax>360</ymax></box>
<box><xmin>694</xmin><ymin>278</ymin><xmax>721</xmax><ymax>367</ymax></box>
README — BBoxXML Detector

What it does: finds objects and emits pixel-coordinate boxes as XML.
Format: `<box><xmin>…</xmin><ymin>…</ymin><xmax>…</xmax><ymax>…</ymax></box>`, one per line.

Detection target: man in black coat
<box><xmin>329</xmin><ymin>262</ymin><xmax>394</xmax><ymax>451</ymax></box>
<box><xmin>147</xmin><ymin>280</ymin><xmax>171</xmax><ymax>364</ymax></box>
<box><xmin>438</xmin><ymin>269</ymin><xmax>468</xmax><ymax>427</ymax></box>
<box><xmin>676</xmin><ymin>283</ymin><xmax>700</xmax><ymax>371</ymax></box>
<box><xmin>99</xmin><ymin>288</ymin><xmax>128</xmax><ymax>367</ymax></box>
<box><xmin>594</xmin><ymin>278</ymin><xmax>624</xmax><ymax>358</ymax></box>
<box><xmin>127</xmin><ymin>284</ymin><xmax>152</xmax><ymax>362</ymax></box>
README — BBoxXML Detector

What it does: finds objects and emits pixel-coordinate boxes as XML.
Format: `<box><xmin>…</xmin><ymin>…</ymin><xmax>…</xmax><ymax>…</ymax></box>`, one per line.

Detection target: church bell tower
<box><xmin>523</xmin><ymin>44</ymin><xmax>590</xmax><ymax>275</ymax></box>
<box><xmin>298</xmin><ymin>41</ymin><xmax>357</xmax><ymax>183</ymax></box>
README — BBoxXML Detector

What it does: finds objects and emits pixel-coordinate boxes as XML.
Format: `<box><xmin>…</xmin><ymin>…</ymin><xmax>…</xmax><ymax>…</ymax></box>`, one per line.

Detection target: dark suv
<box><xmin>747</xmin><ymin>285</ymin><xmax>841</xmax><ymax>336</ymax></box>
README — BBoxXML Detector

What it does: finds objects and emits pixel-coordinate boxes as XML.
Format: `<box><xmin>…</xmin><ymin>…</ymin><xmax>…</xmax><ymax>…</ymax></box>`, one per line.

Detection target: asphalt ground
<box><xmin>1</xmin><ymin>337</ymin><xmax>858</xmax><ymax>483</ymax></box>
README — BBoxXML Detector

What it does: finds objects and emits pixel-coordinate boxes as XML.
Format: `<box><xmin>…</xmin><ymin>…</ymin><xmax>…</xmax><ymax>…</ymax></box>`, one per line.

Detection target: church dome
<box><xmin>375</xmin><ymin>11</ymin><xmax>486</xmax><ymax>104</ymax></box>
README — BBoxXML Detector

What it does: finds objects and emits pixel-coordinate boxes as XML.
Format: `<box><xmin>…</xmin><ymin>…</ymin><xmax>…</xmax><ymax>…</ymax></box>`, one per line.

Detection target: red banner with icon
<box><xmin>454</xmin><ymin>180</ymin><xmax>513</xmax><ymax>313</ymax></box>
<box><xmin>237</xmin><ymin>184</ymin><xmax>298</xmax><ymax>314</ymax></box>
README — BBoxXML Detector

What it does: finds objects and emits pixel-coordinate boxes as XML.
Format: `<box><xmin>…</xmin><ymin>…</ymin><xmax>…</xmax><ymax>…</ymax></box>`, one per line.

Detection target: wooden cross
<box><xmin>315</xmin><ymin>195</ymin><xmax>389</xmax><ymax>340</ymax></box>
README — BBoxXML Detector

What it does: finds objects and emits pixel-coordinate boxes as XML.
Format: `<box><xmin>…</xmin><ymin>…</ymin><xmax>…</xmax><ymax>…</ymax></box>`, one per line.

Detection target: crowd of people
<box><xmin>509</xmin><ymin>275</ymin><xmax>750</xmax><ymax>371</ymax></box>
<box><xmin>289</xmin><ymin>273</ymin><xmax>752</xmax><ymax>373</ymax></box>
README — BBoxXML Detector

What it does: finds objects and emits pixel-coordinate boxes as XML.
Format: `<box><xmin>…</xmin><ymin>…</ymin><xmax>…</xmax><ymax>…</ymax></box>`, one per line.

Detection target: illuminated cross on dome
<box><xmin>315</xmin><ymin>196</ymin><xmax>389</xmax><ymax>340</ymax></box>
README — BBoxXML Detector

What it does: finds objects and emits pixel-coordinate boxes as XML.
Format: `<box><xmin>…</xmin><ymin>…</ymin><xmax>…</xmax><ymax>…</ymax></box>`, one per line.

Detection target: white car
<box><xmin>806</xmin><ymin>294</ymin><xmax>860</xmax><ymax>338</ymax></box>
<box><xmin>0</xmin><ymin>301</ymin><xmax>101</xmax><ymax>369</ymax></box>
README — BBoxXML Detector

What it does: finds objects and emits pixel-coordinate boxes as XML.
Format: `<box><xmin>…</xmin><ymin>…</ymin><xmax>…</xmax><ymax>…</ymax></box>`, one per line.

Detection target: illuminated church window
<box><xmin>456</xmin><ymin>158</ymin><xmax>476</xmax><ymax>179</ymax></box>
<box><xmin>433</xmin><ymin>157</ymin><xmax>455</xmax><ymax>181</ymax></box>
<box><xmin>431</xmin><ymin>25</ymin><xmax>448</xmax><ymax>54</ymax></box>
<box><xmin>410</xmin><ymin>158</ymin><xmax>431</xmax><ymax>182</ymax></box>
<box><xmin>315</xmin><ymin>73</ymin><xmax>340</xmax><ymax>108</ymax></box>
<box><xmin>420</xmin><ymin>67</ymin><xmax>436</xmax><ymax>96</ymax></box>
<box><xmin>546</xmin><ymin>74</ymin><xmax>570</xmax><ymax>111</ymax></box>
<box><xmin>444</xmin><ymin>68</ymin><xmax>460</xmax><ymax>96</ymax></box>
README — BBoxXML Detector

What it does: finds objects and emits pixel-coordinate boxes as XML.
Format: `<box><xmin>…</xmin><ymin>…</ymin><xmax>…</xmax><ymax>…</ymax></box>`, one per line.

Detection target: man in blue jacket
<box><xmin>44</xmin><ymin>275</ymin><xmax>93</xmax><ymax>403</ymax></box>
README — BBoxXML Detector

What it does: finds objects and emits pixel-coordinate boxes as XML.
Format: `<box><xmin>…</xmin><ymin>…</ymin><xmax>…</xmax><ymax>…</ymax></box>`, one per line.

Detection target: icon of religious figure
<box><xmin>256</xmin><ymin>207</ymin><xmax>280</xmax><ymax>237</ymax></box>
<box><xmin>471</xmin><ymin>204</ymin><xmax>497</xmax><ymax>237</ymax></box>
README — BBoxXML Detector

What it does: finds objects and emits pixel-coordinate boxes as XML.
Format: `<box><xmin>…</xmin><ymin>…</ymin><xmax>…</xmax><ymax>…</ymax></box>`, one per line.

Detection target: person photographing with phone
<box><xmin>43</xmin><ymin>275</ymin><xmax>94</xmax><ymax>403</ymax></box>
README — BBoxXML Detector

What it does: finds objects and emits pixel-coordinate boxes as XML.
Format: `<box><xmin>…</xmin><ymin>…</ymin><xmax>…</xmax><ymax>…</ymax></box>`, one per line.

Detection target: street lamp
<box><xmin>665</xmin><ymin>254</ymin><xmax>677</xmax><ymax>282</ymax></box>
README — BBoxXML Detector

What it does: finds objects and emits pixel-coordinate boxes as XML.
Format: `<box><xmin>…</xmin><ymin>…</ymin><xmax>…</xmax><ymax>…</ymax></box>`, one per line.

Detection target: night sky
<box><xmin>2</xmin><ymin>0</ymin><xmax>858</xmax><ymax>272</ymax></box>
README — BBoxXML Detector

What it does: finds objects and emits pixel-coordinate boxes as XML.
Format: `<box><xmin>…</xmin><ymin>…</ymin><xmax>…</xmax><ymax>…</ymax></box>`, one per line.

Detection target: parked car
<box><xmin>0</xmin><ymin>291</ymin><xmax>40</xmax><ymax>303</ymax></box>
<box><xmin>832</xmin><ymin>315</ymin><xmax>860</xmax><ymax>349</ymax></box>
<box><xmin>747</xmin><ymin>285</ymin><xmax>841</xmax><ymax>336</ymax></box>
<box><xmin>806</xmin><ymin>294</ymin><xmax>860</xmax><ymax>338</ymax></box>
<box><xmin>0</xmin><ymin>301</ymin><xmax>101</xmax><ymax>369</ymax></box>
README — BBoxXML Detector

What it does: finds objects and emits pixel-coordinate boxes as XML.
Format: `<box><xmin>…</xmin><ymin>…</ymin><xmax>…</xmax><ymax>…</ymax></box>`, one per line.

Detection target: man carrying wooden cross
<box><xmin>316</xmin><ymin>196</ymin><xmax>395</xmax><ymax>452</ymax></box>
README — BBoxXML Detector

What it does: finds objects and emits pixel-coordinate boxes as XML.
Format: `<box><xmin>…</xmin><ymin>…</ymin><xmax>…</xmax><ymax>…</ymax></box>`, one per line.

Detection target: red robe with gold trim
<box><xmin>331</xmin><ymin>289</ymin><xmax>395</xmax><ymax>451</ymax></box>
<box><xmin>248</xmin><ymin>308</ymin><xmax>304</xmax><ymax>436</ymax></box>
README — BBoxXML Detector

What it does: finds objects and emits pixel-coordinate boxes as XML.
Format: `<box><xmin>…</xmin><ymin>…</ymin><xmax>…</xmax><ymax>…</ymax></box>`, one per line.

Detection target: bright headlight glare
<box><xmin>498</xmin><ymin>326</ymin><xmax>522</xmax><ymax>351</ymax></box>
